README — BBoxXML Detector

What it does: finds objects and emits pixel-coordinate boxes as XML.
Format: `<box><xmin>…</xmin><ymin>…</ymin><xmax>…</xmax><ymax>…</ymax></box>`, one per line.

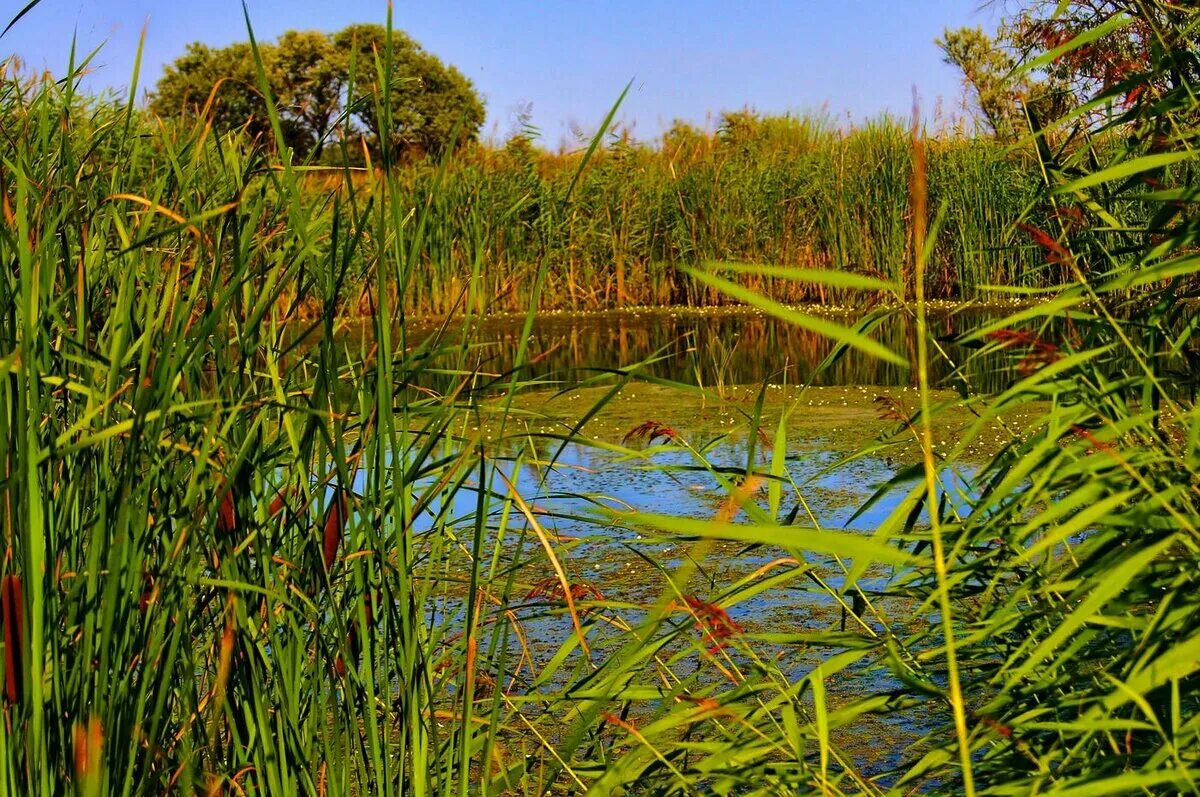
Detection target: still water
<box><xmin>398</xmin><ymin>306</ymin><xmax>1022</xmax><ymax>392</ymax></box>
<box><xmin>335</xmin><ymin>308</ymin><xmax>1014</xmax><ymax>775</ymax></box>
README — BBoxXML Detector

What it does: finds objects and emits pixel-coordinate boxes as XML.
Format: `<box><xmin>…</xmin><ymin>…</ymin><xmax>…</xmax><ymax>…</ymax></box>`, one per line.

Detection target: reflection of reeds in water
<box><xmin>438</xmin><ymin>310</ymin><xmax>1051</xmax><ymax>392</ymax></box>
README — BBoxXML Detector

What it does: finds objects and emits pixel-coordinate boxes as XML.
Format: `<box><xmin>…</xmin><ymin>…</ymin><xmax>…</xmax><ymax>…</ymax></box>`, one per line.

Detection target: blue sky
<box><xmin>2</xmin><ymin>1</ymin><xmax>998</xmax><ymax>145</ymax></box>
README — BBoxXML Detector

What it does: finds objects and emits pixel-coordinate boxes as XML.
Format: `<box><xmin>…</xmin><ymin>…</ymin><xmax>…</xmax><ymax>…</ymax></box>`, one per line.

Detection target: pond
<box><xmin>392</xmin><ymin>411</ymin><xmax>984</xmax><ymax>777</ymax></box>
<box><xmin>333</xmin><ymin>306</ymin><xmax>1042</xmax><ymax>778</ymax></box>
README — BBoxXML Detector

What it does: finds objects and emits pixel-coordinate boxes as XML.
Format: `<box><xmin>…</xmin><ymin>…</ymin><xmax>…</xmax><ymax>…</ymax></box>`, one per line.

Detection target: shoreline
<box><xmin>326</xmin><ymin>296</ymin><xmax>1051</xmax><ymax>330</ymax></box>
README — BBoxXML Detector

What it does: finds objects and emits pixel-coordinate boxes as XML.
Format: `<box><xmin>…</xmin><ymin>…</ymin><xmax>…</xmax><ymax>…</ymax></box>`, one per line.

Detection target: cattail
<box><xmin>73</xmin><ymin>716</ymin><xmax>104</xmax><ymax>790</ymax></box>
<box><xmin>2</xmin><ymin>574</ymin><xmax>24</xmax><ymax>704</ymax></box>
<box><xmin>334</xmin><ymin>591</ymin><xmax>381</xmax><ymax>678</ymax></box>
<box><xmin>322</xmin><ymin>489</ymin><xmax>349</xmax><ymax>576</ymax></box>
<box><xmin>267</xmin><ymin>490</ymin><xmax>289</xmax><ymax>518</ymax></box>
<box><xmin>216</xmin><ymin>485</ymin><xmax>237</xmax><ymax>538</ymax></box>
<box><xmin>138</xmin><ymin>570</ymin><xmax>155</xmax><ymax>614</ymax></box>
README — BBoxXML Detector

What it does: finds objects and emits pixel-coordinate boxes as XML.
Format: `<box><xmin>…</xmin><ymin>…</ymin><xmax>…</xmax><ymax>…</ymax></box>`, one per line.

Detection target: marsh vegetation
<box><xmin>1</xmin><ymin>2</ymin><xmax>1198</xmax><ymax>795</ymax></box>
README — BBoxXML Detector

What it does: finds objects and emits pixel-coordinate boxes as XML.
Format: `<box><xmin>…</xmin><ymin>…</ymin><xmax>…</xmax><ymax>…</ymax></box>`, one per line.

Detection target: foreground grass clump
<box><xmin>1</xmin><ymin>5</ymin><xmax>1199</xmax><ymax>795</ymax></box>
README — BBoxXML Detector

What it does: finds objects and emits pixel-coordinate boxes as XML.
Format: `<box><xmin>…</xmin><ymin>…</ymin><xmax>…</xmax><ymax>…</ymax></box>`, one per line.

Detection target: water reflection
<box><xmin>402</xmin><ymin>309</ymin><xmax>1013</xmax><ymax>391</ymax></box>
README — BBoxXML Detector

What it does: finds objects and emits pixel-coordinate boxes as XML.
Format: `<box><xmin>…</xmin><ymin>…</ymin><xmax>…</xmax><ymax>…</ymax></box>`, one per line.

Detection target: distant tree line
<box><xmin>149</xmin><ymin>24</ymin><xmax>485</xmax><ymax>161</ymax></box>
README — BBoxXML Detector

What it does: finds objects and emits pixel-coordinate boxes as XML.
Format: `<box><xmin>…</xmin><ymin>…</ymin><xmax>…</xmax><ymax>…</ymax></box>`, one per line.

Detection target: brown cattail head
<box><xmin>322</xmin><ymin>490</ymin><xmax>350</xmax><ymax>576</ymax></box>
<box><xmin>216</xmin><ymin>484</ymin><xmax>237</xmax><ymax>538</ymax></box>
<box><xmin>361</xmin><ymin>589</ymin><xmax>382</xmax><ymax>628</ymax></box>
<box><xmin>138</xmin><ymin>570</ymin><xmax>156</xmax><ymax>614</ymax></box>
<box><xmin>2</xmin><ymin>574</ymin><xmax>25</xmax><ymax>704</ymax></box>
<box><xmin>267</xmin><ymin>492</ymin><xmax>288</xmax><ymax>518</ymax></box>
<box><xmin>334</xmin><ymin>591</ymin><xmax>380</xmax><ymax>678</ymax></box>
<box><xmin>73</xmin><ymin>716</ymin><xmax>104</xmax><ymax>788</ymax></box>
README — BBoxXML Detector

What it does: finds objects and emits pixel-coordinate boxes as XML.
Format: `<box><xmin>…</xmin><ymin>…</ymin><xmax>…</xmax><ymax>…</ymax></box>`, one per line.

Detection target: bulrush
<box><xmin>137</xmin><ymin>570</ymin><xmax>156</xmax><ymax>614</ymax></box>
<box><xmin>73</xmin><ymin>716</ymin><xmax>104</xmax><ymax>794</ymax></box>
<box><xmin>322</xmin><ymin>489</ymin><xmax>350</xmax><ymax>576</ymax></box>
<box><xmin>216</xmin><ymin>483</ymin><xmax>237</xmax><ymax>538</ymax></box>
<box><xmin>267</xmin><ymin>486</ymin><xmax>295</xmax><ymax>518</ymax></box>
<box><xmin>334</xmin><ymin>590</ymin><xmax>381</xmax><ymax>677</ymax></box>
<box><xmin>2</xmin><ymin>574</ymin><xmax>24</xmax><ymax>704</ymax></box>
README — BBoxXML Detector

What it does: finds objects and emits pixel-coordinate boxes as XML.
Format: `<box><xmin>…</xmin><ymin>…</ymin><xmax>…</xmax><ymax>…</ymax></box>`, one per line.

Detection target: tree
<box><xmin>269</xmin><ymin>31</ymin><xmax>345</xmax><ymax>157</ymax></box>
<box><xmin>149</xmin><ymin>41</ymin><xmax>270</xmax><ymax>141</ymax></box>
<box><xmin>333</xmin><ymin>24</ymin><xmax>486</xmax><ymax>160</ymax></box>
<box><xmin>938</xmin><ymin>27</ymin><xmax>1026</xmax><ymax>139</ymax></box>
<box><xmin>937</xmin><ymin>24</ymin><xmax>1076</xmax><ymax>140</ymax></box>
<box><xmin>149</xmin><ymin>25</ymin><xmax>485</xmax><ymax>161</ymax></box>
<box><xmin>937</xmin><ymin>2</ymin><xmax>1195</xmax><ymax>138</ymax></box>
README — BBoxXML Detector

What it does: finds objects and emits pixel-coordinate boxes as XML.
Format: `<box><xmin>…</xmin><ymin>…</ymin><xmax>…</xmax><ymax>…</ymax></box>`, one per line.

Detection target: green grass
<box><xmin>1</xmin><ymin>4</ymin><xmax>1199</xmax><ymax>795</ymax></box>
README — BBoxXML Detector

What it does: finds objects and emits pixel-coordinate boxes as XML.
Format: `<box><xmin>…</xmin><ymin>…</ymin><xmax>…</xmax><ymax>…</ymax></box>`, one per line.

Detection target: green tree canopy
<box><xmin>333</xmin><ymin>24</ymin><xmax>485</xmax><ymax>161</ymax></box>
<box><xmin>937</xmin><ymin>25</ymin><xmax>1070</xmax><ymax>140</ymax></box>
<box><xmin>148</xmin><ymin>24</ymin><xmax>485</xmax><ymax>160</ymax></box>
<box><xmin>150</xmin><ymin>41</ymin><xmax>269</xmax><ymax>139</ymax></box>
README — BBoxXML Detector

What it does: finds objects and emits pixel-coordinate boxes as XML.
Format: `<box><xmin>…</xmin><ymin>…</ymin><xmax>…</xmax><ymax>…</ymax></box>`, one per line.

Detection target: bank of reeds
<box><xmin>367</xmin><ymin>114</ymin><xmax>1054</xmax><ymax>315</ymax></box>
<box><xmin>2</xmin><ymin>56</ymin><xmax>1056</xmax><ymax>317</ymax></box>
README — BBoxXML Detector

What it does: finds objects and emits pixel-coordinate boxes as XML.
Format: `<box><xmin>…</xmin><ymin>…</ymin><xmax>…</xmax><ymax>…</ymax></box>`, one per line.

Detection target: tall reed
<box><xmin>378</xmin><ymin>114</ymin><xmax>1052</xmax><ymax>315</ymax></box>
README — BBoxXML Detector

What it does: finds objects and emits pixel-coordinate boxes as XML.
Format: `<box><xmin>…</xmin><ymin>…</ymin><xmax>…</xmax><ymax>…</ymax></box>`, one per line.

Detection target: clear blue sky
<box><xmin>2</xmin><ymin>1</ymin><xmax>998</xmax><ymax>145</ymax></box>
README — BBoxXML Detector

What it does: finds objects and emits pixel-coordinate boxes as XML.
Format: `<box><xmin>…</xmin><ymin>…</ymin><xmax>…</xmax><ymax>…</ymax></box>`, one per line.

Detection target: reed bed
<box><xmin>354</xmin><ymin>115</ymin><xmax>1052</xmax><ymax>315</ymax></box>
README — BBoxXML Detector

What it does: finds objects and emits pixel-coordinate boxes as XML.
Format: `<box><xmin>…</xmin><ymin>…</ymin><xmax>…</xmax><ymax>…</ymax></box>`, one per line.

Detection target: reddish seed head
<box><xmin>1122</xmin><ymin>85</ymin><xmax>1146</xmax><ymax>109</ymax></box>
<box><xmin>986</xmin><ymin>329</ymin><xmax>1061</xmax><ymax>374</ymax></box>
<box><xmin>525</xmin><ymin>578</ymin><xmax>604</xmax><ymax>603</ymax></box>
<box><xmin>216</xmin><ymin>486</ymin><xmax>237</xmax><ymax>538</ymax></box>
<box><xmin>677</xmin><ymin>595</ymin><xmax>744</xmax><ymax>654</ymax></box>
<box><xmin>322</xmin><ymin>490</ymin><xmax>349</xmax><ymax>575</ymax></box>
<box><xmin>2</xmin><ymin>574</ymin><xmax>25</xmax><ymax>704</ymax></box>
<box><xmin>873</xmin><ymin>395</ymin><xmax>908</xmax><ymax>423</ymax></box>
<box><xmin>980</xmin><ymin>716</ymin><xmax>1013</xmax><ymax>739</ymax></box>
<box><xmin>622</xmin><ymin>420</ymin><xmax>678</xmax><ymax>446</ymax></box>
<box><xmin>1017</xmin><ymin>223</ymin><xmax>1071</xmax><ymax>266</ymax></box>
<box><xmin>1070</xmin><ymin>425</ymin><xmax>1115</xmax><ymax>453</ymax></box>
<box><xmin>1048</xmin><ymin>207</ymin><xmax>1086</xmax><ymax>229</ymax></box>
